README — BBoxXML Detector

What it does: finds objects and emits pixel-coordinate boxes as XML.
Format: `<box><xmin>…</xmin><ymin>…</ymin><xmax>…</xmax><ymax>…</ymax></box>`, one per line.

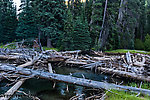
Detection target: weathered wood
<box><xmin>1</xmin><ymin>65</ymin><xmax>150</xmax><ymax>96</ymax></box>
<box><xmin>0</xmin><ymin>55</ymin><xmax>19</xmax><ymax>60</ymax></box>
<box><xmin>61</xmin><ymin>50</ymin><xmax>81</xmax><ymax>54</ymax></box>
<box><xmin>0</xmin><ymin>79</ymin><xmax>25</xmax><ymax>100</ymax></box>
<box><xmin>48</xmin><ymin>63</ymin><xmax>53</xmax><ymax>73</ymax></box>
<box><xmin>80</xmin><ymin>62</ymin><xmax>150</xmax><ymax>82</ymax></box>
<box><xmin>93</xmin><ymin>57</ymin><xmax>113</xmax><ymax>61</ymax></box>
<box><xmin>97</xmin><ymin>67</ymin><xmax>150</xmax><ymax>82</ymax></box>
<box><xmin>126</xmin><ymin>52</ymin><xmax>132</xmax><ymax>65</ymax></box>
<box><xmin>0</xmin><ymin>56</ymin><xmax>41</xmax><ymax>100</ymax></box>
<box><xmin>48</xmin><ymin>56</ymin><xmax>65</xmax><ymax>62</ymax></box>
<box><xmin>80</xmin><ymin>62</ymin><xmax>102</xmax><ymax>69</ymax></box>
<box><xmin>65</xmin><ymin>60</ymin><xmax>87</xmax><ymax>65</ymax></box>
<box><xmin>133</xmin><ymin>57</ymin><xmax>146</xmax><ymax>67</ymax></box>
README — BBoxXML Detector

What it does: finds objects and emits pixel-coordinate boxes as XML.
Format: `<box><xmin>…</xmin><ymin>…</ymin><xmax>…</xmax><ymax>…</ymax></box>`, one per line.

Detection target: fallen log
<box><xmin>0</xmin><ymin>55</ymin><xmax>20</xmax><ymax>60</ymax></box>
<box><xmin>1</xmin><ymin>65</ymin><xmax>150</xmax><ymax>96</ymax></box>
<box><xmin>65</xmin><ymin>60</ymin><xmax>87</xmax><ymax>65</ymax></box>
<box><xmin>47</xmin><ymin>55</ymin><xmax>66</xmax><ymax>62</ymax></box>
<box><xmin>0</xmin><ymin>56</ymin><xmax>41</xmax><ymax>100</ymax></box>
<box><xmin>0</xmin><ymin>79</ymin><xmax>25</xmax><ymax>100</ymax></box>
<box><xmin>80</xmin><ymin>61</ymin><xmax>150</xmax><ymax>82</ymax></box>
<box><xmin>93</xmin><ymin>57</ymin><xmax>113</xmax><ymax>61</ymax></box>
<box><xmin>61</xmin><ymin>50</ymin><xmax>81</xmax><ymax>54</ymax></box>
<box><xmin>97</xmin><ymin>67</ymin><xmax>150</xmax><ymax>82</ymax></box>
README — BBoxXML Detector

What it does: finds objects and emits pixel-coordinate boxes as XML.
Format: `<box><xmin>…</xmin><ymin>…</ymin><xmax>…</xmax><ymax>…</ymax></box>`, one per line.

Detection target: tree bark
<box><xmin>98</xmin><ymin>0</ymin><xmax>108</xmax><ymax>48</ymax></box>
<box><xmin>1</xmin><ymin>65</ymin><xmax>150</xmax><ymax>96</ymax></box>
<box><xmin>89</xmin><ymin>0</ymin><xmax>95</xmax><ymax>32</ymax></box>
<box><xmin>47</xmin><ymin>36</ymin><xmax>52</xmax><ymax>48</ymax></box>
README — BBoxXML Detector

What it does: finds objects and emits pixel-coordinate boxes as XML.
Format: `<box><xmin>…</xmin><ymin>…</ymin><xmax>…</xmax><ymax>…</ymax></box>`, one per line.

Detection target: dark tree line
<box><xmin>0</xmin><ymin>0</ymin><xmax>150</xmax><ymax>51</ymax></box>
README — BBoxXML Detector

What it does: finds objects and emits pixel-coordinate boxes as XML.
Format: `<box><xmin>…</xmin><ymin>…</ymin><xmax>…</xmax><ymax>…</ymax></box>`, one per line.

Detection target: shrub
<box><xmin>134</xmin><ymin>39</ymin><xmax>144</xmax><ymax>50</ymax></box>
<box><xmin>144</xmin><ymin>34</ymin><xmax>150</xmax><ymax>51</ymax></box>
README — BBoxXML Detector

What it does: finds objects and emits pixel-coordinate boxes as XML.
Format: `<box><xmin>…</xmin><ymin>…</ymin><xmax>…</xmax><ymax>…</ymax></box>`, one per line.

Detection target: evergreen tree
<box><xmin>16</xmin><ymin>0</ymin><xmax>38</xmax><ymax>40</ymax></box>
<box><xmin>31</xmin><ymin>0</ymin><xmax>66</xmax><ymax>48</ymax></box>
<box><xmin>0</xmin><ymin>0</ymin><xmax>17</xmax><ymax>43</ymax></box>
<box><xmin>72</xmin><ymin>17</ymin><xmax>91</xmax><ymax>50</ymax></box>
<box><xmin>145</xmin><ymin>0</ymin><xmax>150</xmax><ymax>36</ymax></box>
<box><xmin>85</xmin><ymin>0</ymin><xmax>92</xmax><ymax>24</ymax></box>
<box><xmin>62</xmin><ymin>9</ymin><xmax>74</xmax><ymax>50</ymax></box>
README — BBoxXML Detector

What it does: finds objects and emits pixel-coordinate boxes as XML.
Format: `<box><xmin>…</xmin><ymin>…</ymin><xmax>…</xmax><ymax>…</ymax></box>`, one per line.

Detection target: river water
<box><xmin>0</xmin><ymin>67</ymin><xmax>117</xmax><ymax>100</ymax></box>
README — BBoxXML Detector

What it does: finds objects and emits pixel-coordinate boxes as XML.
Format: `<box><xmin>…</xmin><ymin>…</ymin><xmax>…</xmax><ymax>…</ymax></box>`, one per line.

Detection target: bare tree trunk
<box><xmin>89</xmin><ymin>0</ymin><xmax>95</xmax><ymax>32</ymax></box>
<box><xmin>98</xmin><ymin>0</ymin><xmax>108</xmax><ymax>49</ymax></box>
<box><xmin>47</xmin><ymin>35</ymin><xmax>52</xmax><ymax>48</ymax></box>
<box><xmin>38</xmin><ymin>28</ymin><xmax>43</xmax><ymax>52</ymax></box>
<box><xmin>117</xmin><ymin>0</ymin><xmax>124</xmax><ymax>23</ymax></box>
<box><xmin>116</xmin><ymin>0</ymin><xmax>127</xmax><ymax>48</ymax></box>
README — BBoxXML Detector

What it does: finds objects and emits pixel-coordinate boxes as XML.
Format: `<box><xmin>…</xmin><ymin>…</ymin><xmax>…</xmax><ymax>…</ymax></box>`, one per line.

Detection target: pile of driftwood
<box><xmin>0</xmin><ymin>44</ymin><xmax>150</xmax><ymax>99</ymax></box>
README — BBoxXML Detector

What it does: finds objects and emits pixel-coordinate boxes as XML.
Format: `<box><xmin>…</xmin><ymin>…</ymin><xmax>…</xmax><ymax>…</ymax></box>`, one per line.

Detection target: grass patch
<box><xmin>105</xmin><ymin>49</ymin><xmax>150</xmax><ymax>55</ymax></box>
<box><xmin>106</xmin><ymin>90</ymin><xmax>150</xmax><ymax>100</ymax></box>
<box><xmin>43</xmin><ymin>47</ymin><xmax>59</xmax><ymax>51</ymax></box>
<box><xmin>106</xmin><ymin>82</ymin><xmax>150</xmax><ymax>100</ymax></box>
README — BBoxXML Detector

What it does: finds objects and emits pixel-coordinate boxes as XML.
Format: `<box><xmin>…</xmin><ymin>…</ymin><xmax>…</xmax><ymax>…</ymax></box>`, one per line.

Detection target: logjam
<box><xmin>1</xmin><ymin>65</ymin><xmax>150</xmax><ymax>96</ymax></box>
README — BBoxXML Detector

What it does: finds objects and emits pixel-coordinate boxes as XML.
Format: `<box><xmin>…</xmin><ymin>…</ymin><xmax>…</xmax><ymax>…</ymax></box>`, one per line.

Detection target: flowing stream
<box><xmin>0</xmin><ymin>67</ymin><xmax>119</xmax><ymax>100</ymax></box>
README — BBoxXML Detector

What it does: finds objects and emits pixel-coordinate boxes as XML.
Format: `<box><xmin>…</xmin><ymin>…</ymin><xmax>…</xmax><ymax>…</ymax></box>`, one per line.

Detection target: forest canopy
<box><xmin>0</xmin><ymin>0</ymin><xmax>150</xmax><ymax>51</ymax></box>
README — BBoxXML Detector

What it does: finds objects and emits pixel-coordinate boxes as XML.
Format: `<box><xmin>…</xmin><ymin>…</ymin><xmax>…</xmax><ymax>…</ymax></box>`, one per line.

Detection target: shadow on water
<box><xmin>0</xmin><ymin>67</ymin><xmax>118</xmax><ymax>100</ymax></box>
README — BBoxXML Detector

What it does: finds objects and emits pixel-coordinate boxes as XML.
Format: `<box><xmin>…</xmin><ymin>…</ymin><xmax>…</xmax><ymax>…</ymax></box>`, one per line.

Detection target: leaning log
<box><xmin>1</xmin><ymin>65</ymin><xmax>150</xmax><ymax>96</ymax></box>
<box><xmin>0</xmin><ymin>79</ymin><xmax>25</xmax><ymax>100</ymax></box>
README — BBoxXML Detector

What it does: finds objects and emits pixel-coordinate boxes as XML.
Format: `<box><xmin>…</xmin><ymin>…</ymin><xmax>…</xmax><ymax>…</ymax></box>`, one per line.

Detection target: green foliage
<box><xmin>43</xmin><ymin>47</ymin><xmax>58</xmax><ymax>51</ymax></box>
<box><xmin>144</xmin><ymin>34</ymin><xmax>150</xmax><ymax>51</ymax></box>
<box><xmin>1</xmin><ymin>0</ymin><xmax>150</xmax><ymax>51</ymax></box>
<box><xmin>0</xmin><ymin>0</ymin><xmax>17</xmax><ymax>43</ymax></box>
<box><xmin>16</xmin><ymin>0</ymin><xmax>38</xmax><ymax>40</ymax></box>
<box><xmin>135</xmin><ymin>39</ymin><xmax>145</xmax><ymax>50</ymax></box>
<box><xmin>61</xmin><ymin>9</ymin><xmax>74</xmax><ymax>51</ymax></box>
<box><xmin>89</xmin><ymin>0</ymin><xmax>104</xmax><ymax>47</ymax></box>
<box><xmin>31</xmin><ymin>0</ymin><xmax>66</xmax><ymax>47</ymax></box>
<box><xmin>72</xmin><ymin>17</ymin><xmax>91</xmax><ymax>50</ymax></box>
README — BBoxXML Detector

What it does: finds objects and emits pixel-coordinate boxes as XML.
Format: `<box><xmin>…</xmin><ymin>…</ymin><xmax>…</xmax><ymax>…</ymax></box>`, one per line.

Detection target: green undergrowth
<box><xmin>106</xmin><ymin>82</ymin><xmax>150</xmax><ymax>100</ymax></box>
<box><xmin>105</xmin><ymin>49</ymin><xmax>150</xmax><ymax>55</ymax></box>
<box><xmin>0</xmin><ymin>43</ymin><xmax>59</xmax><ymax>51</ymax></box>
<box><xmin>43</xmin><ymin>47</ymin><xmax>59</xmax><ymax>51</ymax></box>
<box><xmin>106</xmin><ymin>90</ymin><xmax>150</xmax><ymax>100</ymax></box>
<box><xmin>0</xmin><ymin>43</ymin><xmax>16</xmax><ymax>49</ymax></box>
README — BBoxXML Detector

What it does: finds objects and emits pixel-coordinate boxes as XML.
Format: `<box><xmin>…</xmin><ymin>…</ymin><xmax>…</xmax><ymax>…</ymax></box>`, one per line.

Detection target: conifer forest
<box><xmin>1</xmin><ymin>0</ymin><xmax>150</xmax><ymax>100</ymax></box>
